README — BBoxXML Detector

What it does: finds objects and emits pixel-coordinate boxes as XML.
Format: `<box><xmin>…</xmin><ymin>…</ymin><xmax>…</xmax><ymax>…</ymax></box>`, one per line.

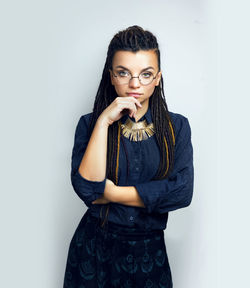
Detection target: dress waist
<box><xmin>87</xmin><ymin>212</ymin><xmax>164</xmax><ymax>240</ymax></box>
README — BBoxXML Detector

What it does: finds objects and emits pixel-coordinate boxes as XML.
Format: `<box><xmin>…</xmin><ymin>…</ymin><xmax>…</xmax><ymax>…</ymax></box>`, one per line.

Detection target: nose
<box><xmin>129</xmin><ymin>77</ymin><xmax>141</xmax><ymax>88</ymax></box>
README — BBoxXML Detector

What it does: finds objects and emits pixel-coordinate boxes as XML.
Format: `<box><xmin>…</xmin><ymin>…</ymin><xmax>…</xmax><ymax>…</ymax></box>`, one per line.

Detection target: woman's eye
<box><xmin>118</xmin><ymin>71</ymin><xmax>130</xmax><ymax>77</ymax></box>
<box><xmin>141</xmin><ymin>72</ymin><xmax>152</xmax><ymax>78</ymax></box>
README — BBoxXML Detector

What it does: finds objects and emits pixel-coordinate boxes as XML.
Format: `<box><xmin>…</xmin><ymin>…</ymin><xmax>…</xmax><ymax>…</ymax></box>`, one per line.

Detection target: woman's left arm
<box><xmin>92</xmin><ymin>180</ymin><xmax>145</xmax><ymax>207</ymax></box>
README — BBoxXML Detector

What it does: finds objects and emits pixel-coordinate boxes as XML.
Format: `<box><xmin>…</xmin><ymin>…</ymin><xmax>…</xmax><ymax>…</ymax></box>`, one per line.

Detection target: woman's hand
<box><xmin>98</xmin><ymin>96</ymin><xmax>142</xmax><ymax>126</ymax></box>
<box><xmin>91</xmin><ymin>178</ymin><xmax>116</xmax><ymax>204</ymax></box>
<box><xmin>91</xmin><ymin>195</ymin><xmax>110</xmax><ymax>205</ymax></box>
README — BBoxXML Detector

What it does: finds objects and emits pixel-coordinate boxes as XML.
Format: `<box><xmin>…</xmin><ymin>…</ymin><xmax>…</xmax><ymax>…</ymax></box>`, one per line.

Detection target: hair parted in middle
<box><xmin>87</xmin><ymin>25</ymin><xmax>176</xmax><ymax>226</ymax></box>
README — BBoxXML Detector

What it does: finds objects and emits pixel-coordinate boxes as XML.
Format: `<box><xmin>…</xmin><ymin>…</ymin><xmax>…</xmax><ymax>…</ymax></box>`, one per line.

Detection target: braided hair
<box><xmin>88</xmin><ymin>25</ymin><xmax>176</xmax><ymax>226</ymax></box>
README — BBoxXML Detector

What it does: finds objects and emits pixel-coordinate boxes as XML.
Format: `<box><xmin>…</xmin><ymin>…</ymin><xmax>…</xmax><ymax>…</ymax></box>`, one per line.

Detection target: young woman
<box><xmin>63</xmin><ymin>25</ymin><xmax>194</xmax><ymax>288</ymax></box>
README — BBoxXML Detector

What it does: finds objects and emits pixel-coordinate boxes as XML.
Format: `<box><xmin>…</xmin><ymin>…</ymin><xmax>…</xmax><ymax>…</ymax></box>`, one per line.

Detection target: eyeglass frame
<box><xmin>109</xmin><ymin>69</ymin><xmax>161</xmax><ymax>86</ymax></box>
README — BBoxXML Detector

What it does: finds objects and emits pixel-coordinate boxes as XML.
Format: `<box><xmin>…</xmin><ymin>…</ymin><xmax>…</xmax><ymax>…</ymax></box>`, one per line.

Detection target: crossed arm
<box><xmin>71</xmin><ymin>113</ymin><xmax>193</xmax><ymax>214</ymax></box>
<box><xmin>91</xmin><ymin>182</ymin><xmax>145</xmax><ymax>208</ymax></box>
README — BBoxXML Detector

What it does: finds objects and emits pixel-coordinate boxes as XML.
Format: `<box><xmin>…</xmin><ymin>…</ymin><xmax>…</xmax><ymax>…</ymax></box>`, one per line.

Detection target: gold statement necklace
<box><xmin>120</xmin><ymin>117</ymin><xmax>155</xmax><ymax>141</ymax></box>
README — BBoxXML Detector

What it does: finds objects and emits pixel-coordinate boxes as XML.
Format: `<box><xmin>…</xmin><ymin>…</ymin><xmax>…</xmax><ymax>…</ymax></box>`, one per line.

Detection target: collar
<box><xmin>120</xmin><ymin>105</ymin><xmax>152</xmax><ymax>124</ymax></box>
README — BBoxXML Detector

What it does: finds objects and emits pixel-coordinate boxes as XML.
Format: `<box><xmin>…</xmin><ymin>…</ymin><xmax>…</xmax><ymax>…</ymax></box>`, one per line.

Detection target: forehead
<box><xmin>112</xmin><ymin>50</ymin><xmax>158</xmax><ymax>70</ymax></box>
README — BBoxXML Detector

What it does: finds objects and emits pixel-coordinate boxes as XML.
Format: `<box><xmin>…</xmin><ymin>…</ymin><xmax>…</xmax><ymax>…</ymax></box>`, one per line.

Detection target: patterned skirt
<box><xmin>63</xmin><ymin>209</ymin><xmax>173</xmax><ymax>288</ymax></box>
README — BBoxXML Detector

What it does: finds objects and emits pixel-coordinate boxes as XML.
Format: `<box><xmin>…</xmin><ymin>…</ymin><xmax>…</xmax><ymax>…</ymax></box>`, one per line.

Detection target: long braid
<box><xmin>99</xmin><ymin>121</ymin><xmax>121</xmax><ymax>227</ymax></box>
<box><xmin>121</xmin><ymin>135</ymin><xmax>129</xmax><ymax>185</ymax></box>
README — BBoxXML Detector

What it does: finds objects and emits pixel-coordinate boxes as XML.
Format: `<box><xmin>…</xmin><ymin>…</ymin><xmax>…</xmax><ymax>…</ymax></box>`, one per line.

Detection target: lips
<box><xmin>127</xmin><ymin>93</ymin><xmax>142</xmax><ymax>97</ymax></box>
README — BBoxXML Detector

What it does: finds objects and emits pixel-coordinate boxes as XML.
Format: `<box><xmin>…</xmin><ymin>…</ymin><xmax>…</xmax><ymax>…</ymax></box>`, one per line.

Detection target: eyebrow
<box><xmin>114</xmin><ymin>65</ymin><xmax>155</xmax><ymax>72</ymax></box>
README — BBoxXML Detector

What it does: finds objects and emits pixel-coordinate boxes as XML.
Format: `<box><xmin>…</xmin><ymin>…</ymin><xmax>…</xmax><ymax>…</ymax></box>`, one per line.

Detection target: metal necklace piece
<box><xmin>120</xmin><ymin>117</ymin><xmax>155</xmax><ymax>141</ymax></box>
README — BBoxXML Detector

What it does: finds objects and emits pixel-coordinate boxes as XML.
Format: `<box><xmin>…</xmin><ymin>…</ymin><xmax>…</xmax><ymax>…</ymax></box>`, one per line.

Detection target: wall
<box><xmin>0</xmin><ymin>0</ymin><xmax>249</xmax><ymax>287</ymax></box>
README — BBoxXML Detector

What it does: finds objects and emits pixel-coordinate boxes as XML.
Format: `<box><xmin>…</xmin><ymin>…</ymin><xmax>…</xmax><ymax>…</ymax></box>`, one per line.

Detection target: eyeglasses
<box><xmin>110</xmin><ymin>69</ymin><xmax>160</xmax><ymax>86</ymax></box>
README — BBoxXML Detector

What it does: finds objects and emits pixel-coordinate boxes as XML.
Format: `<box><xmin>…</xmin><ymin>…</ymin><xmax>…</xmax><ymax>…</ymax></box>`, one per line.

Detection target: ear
<box><xmin>155</xmin><ymin>71</ymin><xmax>162</xmax><ymax>86</ymax></box>
<box><xmin>109</xmin><ymin>69</ymin><xmax>114</xmax><ymax>85</ymax></box>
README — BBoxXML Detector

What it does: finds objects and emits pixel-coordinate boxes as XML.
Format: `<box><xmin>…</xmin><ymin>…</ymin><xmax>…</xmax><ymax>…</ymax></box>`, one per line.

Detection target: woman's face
<box><xmin>109</xmin><ymin>50</ymin><xmax>162</xmax><ymax>107</ymax></box>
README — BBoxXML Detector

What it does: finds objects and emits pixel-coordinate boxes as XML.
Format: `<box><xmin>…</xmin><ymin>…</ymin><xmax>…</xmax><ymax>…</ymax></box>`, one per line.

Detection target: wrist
<box><xmin>97</xmin><ymin>115</ymin><xmax>110</xmax><ymax>128</ymax></box>
<box><xmin>109</xmin><ymin>184</ymin><xmax>119</xmax><ymax>202</ymax></box>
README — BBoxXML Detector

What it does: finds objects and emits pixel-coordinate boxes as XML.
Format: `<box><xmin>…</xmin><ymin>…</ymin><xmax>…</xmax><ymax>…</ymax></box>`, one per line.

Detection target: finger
<box><xmin>126</xmin><ymin>103</ymin><xmax>135</xmax><ymax>118</ymax></box>
<box><xmin>117</xmin><ymin>98</ymin><xmax>141</xmax><ymax>118</ymax></box>
<box><xmin>120</xmin><ymin>97</ymin><xmax>142</xmax><ymax>108</ymax></box>
<box><xmin>92</xmin><ymin>201</ymin><xmax>100</xmax><ymax>204</ymax></box>
<box><xmin>135</xmin><ymin>99</ymin><xmax>142</xmax><ymax>108</ymax></box>
<box><xmin>127</xmin><ymin>102</ymin><xmax>138</xmax><ymax>118</ymax></box>
<box><xmin>127</xmin><ymin>97</ymin><xmax>142</xmax><ymax>108</ymax></box>
<box><xmin>92</xmin><ymin>199</ymin><xmax>101</xmax><ymax>204</ymax></box>
<box><xmin>130</xmin><ymin>101</ymin><xmax>141</xmax><ymax>118</ymax></box>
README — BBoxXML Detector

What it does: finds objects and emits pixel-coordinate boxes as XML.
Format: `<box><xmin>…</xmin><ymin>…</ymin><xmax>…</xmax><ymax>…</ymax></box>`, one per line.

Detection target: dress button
<box><xmin>129</xmin><ymin>216</ymin><xmax>134</xmax><ymax>221</ymax></box>
<box><xmin>135</xmin><ymin>167</ymin><xmax>139</xmax><ymax>171</ymax></box>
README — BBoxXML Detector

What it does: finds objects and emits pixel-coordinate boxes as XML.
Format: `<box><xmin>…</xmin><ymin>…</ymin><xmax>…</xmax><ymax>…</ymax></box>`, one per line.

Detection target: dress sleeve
<box><xmin>70</xmin><ymin>115</ymin><xmax>106</xmax><ymax>207</ymax></box>
<box><xmin>134</xmin><ymin>116</ymin><xmax>194</xmax><ymax>214</ymax></box>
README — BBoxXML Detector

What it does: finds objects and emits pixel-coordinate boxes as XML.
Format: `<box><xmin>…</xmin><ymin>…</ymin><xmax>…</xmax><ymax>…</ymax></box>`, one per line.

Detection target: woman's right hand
<box><xmin>98</xmin><ymin>96</ymin><xmax>142</xmax><ymax>126</ymax></box>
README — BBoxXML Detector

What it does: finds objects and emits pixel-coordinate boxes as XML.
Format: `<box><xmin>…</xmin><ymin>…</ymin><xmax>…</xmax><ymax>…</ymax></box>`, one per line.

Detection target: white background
<box><xmin>0</xmin><ymin>0</ymin><xmax>249</xmax><ymax>287</ymax></box>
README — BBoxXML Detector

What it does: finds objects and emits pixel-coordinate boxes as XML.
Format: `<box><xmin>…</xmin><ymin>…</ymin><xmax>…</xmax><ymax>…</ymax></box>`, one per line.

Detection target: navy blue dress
<box><xmin>63</xmin><ymin>105</ymin><xmax>194</xmax><ymax>288</ymax></box>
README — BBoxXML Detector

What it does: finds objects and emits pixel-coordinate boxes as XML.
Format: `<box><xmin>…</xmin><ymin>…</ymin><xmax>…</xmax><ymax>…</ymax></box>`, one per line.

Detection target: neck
<box><xmin>134</xmin><ymin>99</ymin><xmax>149</xmax><ymax>122</ymax></box>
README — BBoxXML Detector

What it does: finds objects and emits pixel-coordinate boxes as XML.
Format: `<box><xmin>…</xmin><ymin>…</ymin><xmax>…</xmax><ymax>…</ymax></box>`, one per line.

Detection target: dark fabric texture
<box><xmin>63</xmin><ymin>210</ymin><xmax>173</xmax><ymax>288</ymax></box>
<box><xmin>70</xmin><ymin>105</ymin><xmax>194</xmax><ymax>230</ymax></box>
